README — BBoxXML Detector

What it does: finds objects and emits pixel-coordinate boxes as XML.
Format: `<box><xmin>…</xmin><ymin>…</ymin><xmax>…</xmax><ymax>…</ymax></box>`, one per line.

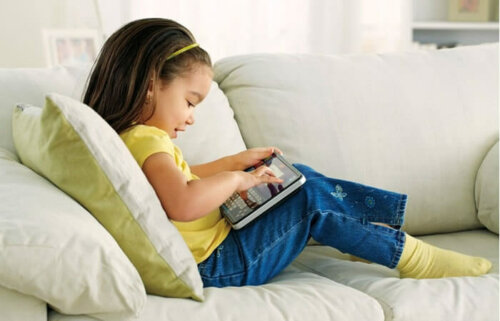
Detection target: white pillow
<box><xmin>476</xmin><ymin>141</ymin><xmax>499</xmax><ymax>234</ymax></box>
<box><xmin>0</xmin><ymin>148</ymin><xmax>146</xmax><ymax>321</ymax></box>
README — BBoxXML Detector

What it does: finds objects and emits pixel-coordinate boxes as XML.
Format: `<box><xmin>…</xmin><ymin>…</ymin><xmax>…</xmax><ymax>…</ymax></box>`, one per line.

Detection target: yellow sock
<box><xmin>397</xmin><ymin>234</ymin><xmax>492</xmax><ymax>279</ymax></box>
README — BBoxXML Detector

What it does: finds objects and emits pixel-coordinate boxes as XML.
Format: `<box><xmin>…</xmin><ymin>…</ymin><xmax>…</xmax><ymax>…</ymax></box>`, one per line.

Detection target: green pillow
<box><xmin>12</xmin><ymin>93</ymin><xmax>204</xmax><ymax>301</ymax></box>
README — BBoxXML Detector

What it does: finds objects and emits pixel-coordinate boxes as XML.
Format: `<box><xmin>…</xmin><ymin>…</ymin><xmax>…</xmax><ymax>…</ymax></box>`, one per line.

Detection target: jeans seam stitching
<box><xmin>389</xmin><ymin>231</ymin><xmax>405</xmax><ymax>268</ymax></box>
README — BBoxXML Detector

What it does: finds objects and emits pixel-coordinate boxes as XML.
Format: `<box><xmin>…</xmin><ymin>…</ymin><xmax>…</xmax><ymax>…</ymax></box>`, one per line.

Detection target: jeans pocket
<box><xmin>198</xmin><ymin>233</ymin><xmax>246</xmax><ymax>279</ymax></box>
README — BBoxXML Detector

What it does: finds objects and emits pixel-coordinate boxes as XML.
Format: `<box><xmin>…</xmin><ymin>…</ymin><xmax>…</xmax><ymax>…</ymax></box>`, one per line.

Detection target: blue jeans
<box><xmin>198</xmin><ymin>164</ymin><xmax>407</xmax><ymax>287</ymax></box>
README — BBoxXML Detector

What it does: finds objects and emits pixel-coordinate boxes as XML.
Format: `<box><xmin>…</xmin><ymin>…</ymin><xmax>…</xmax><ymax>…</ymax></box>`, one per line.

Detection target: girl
<box><xmin>84</xmin><ymin>18</ymin><xmax>491</xmax><ymax>288</ymax></box>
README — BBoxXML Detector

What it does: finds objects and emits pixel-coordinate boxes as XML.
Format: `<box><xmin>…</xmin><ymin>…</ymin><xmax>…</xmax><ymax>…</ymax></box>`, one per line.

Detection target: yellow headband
<box><xmin>166</xmin><ymin>43</ymin><xmax>199</xmax><ymax>61</ymax></box>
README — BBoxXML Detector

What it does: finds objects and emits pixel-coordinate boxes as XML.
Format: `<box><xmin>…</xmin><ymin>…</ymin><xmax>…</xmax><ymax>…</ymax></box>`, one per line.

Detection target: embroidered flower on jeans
<box><xmin>331</xmin><ymin>185</ymin><xmax>347</xmax><ymax>201</ymax></box>
<box><xmin>365</xmin><ymin>196</ymin><xmax>376</xmax><ymax>208</ymax></box>
<box><xmin>216</xmin><ymin>245</ymin><xmax>224</xmax><ymax>257</ymax></box>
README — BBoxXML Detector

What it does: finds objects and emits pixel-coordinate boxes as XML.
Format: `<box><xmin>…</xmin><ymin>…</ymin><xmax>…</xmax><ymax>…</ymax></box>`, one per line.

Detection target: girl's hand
<box><xmin>232</xmin><ymin>147</ymin><xmax>283</xmax><ymax>170</ymax></box>
<box><xmin>235</xmin><ymin>165</ymin><xmax>284</xmax><ymax>192</ymax></box>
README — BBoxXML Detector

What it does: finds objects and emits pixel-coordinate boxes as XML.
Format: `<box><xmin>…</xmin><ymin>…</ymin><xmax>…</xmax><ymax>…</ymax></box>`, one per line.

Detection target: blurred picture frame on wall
<box><xmin>42</xmin><ymin>29</ymin><xmax>101</xmax><ymax>67</ymax></box>
<box><xmin>448</xmin><ymin>0</ymin><xmax>499</xmax><ymax>22</ymax></box>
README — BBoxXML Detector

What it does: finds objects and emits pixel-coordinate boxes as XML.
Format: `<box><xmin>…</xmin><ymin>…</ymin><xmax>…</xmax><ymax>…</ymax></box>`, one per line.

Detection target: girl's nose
<box><xmin>186</xmin><ymin>114</ymin><xmax>195</xmax><ymax>125</ymax></box>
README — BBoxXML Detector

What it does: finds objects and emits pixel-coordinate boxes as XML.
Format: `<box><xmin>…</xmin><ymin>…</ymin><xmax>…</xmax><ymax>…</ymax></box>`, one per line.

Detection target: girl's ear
<box><xmin>142</xmin><ymin>78</ymin><xmax>155</xmax><ymax>109</ymax></box>
<box><xmin>147</xmin><ymin>78</ymin><xmax>155</xmax><ymax>96</ymax></box>
<box><xmin>145</xmin><ymin>78</ymin><xmax>155</xmax><ymax>105</ymax></box>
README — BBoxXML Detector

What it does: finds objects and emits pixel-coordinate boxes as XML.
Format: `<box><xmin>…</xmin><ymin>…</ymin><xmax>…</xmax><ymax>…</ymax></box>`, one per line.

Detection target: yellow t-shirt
<box><xmin>120</xmin><ymin>125</ymin><xmax>231</xmax><ymax>263</ymax></box>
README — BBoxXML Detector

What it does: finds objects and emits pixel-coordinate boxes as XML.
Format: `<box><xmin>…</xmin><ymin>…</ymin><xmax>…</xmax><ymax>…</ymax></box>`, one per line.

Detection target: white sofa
<box><xmin>0</xmin><ymin>44</ymin><xmax>498</xmax><ymax>321</ymax></box>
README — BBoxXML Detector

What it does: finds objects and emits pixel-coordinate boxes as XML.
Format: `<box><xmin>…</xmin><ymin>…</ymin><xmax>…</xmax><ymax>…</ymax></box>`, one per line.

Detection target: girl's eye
<box><xmin>187</xmin><ymin>101</ymin><xmax>194</xmax><ymax>108</ymax></box>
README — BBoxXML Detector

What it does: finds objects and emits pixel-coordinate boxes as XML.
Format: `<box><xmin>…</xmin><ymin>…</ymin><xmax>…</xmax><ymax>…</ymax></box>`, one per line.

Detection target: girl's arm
<box><xmin>190</xmin><ymin>147</ymin><xmax>283</xmax><ymax>178</ymax></box>
<box><xmin>189</xmin><ymin>155</ymin><xmax>235</xmax><ymax>178</ymax></box>
<box><xmin>142</xmin><ymin>152</ymin><xmax>283</xmax><ymax>222</ymax></box>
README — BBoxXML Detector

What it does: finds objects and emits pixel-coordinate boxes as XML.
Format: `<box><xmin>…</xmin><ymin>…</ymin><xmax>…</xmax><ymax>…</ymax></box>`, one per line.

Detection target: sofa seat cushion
<box><xmin>48</xmin><ymin>269</ymin><xmax>385</xmax><ymax>321</ymax></box>
<box><xmin>294</xmin><ymin>230</ymin><xmax>499</xmax><ymax>321</ymax></box>
<box><xmin>0</xmin><ymin>286</ymin><xmax>47</xmax><ymax>321</ymax></box>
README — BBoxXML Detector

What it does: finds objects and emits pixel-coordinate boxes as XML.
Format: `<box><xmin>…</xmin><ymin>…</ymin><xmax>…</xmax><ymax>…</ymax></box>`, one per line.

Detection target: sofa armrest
<box><xmin>476</xmin><ymin>141</ymin><xmax>499</xmax><ymax>234</ymax></box>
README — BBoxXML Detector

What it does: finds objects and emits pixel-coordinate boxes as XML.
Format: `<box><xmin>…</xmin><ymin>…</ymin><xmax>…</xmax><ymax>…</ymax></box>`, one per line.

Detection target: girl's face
<box><xmin>143</xmin><ymin>64</ymin><xmax>213</xmax><ymax>139</ymax></box>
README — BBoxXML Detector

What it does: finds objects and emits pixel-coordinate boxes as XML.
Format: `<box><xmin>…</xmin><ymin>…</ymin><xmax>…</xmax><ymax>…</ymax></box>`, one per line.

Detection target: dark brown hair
<box><xmin>83</xmin><ymin>18</ymin><xmax>212</xmax><ymax>133</ymax></box>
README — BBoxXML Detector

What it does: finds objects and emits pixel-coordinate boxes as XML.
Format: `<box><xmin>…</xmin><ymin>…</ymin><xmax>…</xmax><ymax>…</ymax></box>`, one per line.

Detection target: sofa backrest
<box><xmin>0</xmin><ymin>65</ymin><xmax>89</xmax><ymax>154</ymax></box>
<box><xmin>0</xmin><ymin>65</ymin><xmax>246</xmax><ymax>165</ymax></box>
<box><xmin>214</xmin><ymin>44</ymin><xmax>499</xmax><ymax>235</ymax></box>
<box><xmin>1</xmin><ymin>45</ymin><xmax>497</xmax><ymax>236</ymax></box>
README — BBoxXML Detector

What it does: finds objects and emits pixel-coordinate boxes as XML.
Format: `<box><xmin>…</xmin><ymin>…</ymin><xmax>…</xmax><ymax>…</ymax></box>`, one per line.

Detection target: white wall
<box><xmin>0</xmin><ymin>0</ymin><xmax>414</xmax><ymax>68</ymax></box>
<box><xmin>1</xmin><ymin>0</ymin><xmax>62</xmax><ymax>67</ymax></box>
<box><xmin>0</xmin><ymin>0</ymin><xmax>125</xmax><ymax>68</ymax></box>
<box><xmin>128</xmin><ymin>0</ymin><xmax>411</xmax><ymax>62</ymax></box>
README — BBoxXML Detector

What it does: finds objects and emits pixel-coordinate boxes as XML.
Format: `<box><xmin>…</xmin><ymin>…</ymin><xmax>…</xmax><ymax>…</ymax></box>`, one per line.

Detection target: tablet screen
<box><xmin>221</xmin><ymin>153</ymin><xmax>302</xmax><ymax>223</ymax></box>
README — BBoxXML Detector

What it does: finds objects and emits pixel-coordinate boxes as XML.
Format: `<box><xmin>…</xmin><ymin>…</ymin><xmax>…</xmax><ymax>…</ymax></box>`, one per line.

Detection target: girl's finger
<box><xmin>256</xmin><ymin>165</ymin><xmax>273</xmax><ymax>176</ymax></box>
<box><xmin>264</xmin><ymin>168</ymin><xmax>276</xmax><ymax>177</ymax></box>
<box><xmin>264</xmin><ymin>176</ymin><xmax>283</xmax><ymax>184</ymax></box>
<box><xmin>267</xmin><ymin>147</ymin><xmax>283</xmax><ymax>156</ymax></box>
<box><xmin>255</xmin><ymin>166</ymin><xmax>278</xmax><ymax>179</ymax></box>
<box><xmin>261</xmin><ymin>167</ymin><xmax>283</xmax><ymax>183</ymax></box>
<box><xmin>273</xmin><ymin>147</ymin><xmax>283</xmax><ymax>155</ymax></box>
<box><xmin>261</xmin><ymin>147</ymin><xmax>275</xmax><ymax>157</ymax></box>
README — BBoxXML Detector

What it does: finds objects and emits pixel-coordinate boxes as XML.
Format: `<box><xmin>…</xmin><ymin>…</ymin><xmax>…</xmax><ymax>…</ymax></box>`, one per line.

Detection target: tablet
<box><xmin>220</xmin><ymin>153</ymin><xmax>306</xmax><ymax>229</ymax></box>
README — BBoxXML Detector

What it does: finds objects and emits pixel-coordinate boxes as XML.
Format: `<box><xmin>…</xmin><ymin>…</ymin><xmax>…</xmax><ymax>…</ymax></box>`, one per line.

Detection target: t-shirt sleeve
<box><xmin>121</xmin><ymin>126</ymin><xmax>175</xmax><ymax>168</ymax></box>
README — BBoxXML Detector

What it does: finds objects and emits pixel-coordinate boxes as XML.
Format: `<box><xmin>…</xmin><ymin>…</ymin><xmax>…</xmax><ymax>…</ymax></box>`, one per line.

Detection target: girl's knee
<box><xmin>292</xmin><ymin>163</ymin><xmax>309</xmax><ymax>171</ymax></box>
<box><xmin>300</xmin><ymin>177</ymin><xmax>330</xmax><ymax>199</ymax></box>
<box><xmin>293</xmin><ymin>163</ymin><xmax>319</xmax><ymax>179</ymax></box>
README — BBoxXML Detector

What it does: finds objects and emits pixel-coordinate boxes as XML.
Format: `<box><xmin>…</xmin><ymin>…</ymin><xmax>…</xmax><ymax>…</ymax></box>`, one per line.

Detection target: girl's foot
<box><xmin>397</xmin><ymin>234</ymin><xmax>492</xmax><ymax>279</ymax></box>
